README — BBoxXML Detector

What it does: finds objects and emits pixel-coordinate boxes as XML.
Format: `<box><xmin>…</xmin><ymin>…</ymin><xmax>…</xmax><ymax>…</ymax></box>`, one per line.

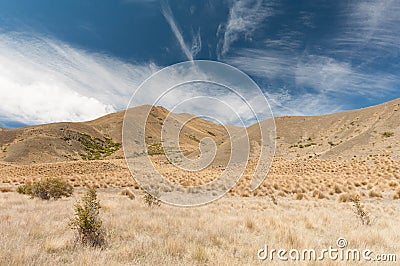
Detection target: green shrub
<box><xmin>17</xmin><ymin>177</ymin><xmax>73</xmax><ymax>200</ymax></box>
<box><xmin>69</xmin><ymin>186</ymin><xmax>105</xmax><ymax>247</ymax></box>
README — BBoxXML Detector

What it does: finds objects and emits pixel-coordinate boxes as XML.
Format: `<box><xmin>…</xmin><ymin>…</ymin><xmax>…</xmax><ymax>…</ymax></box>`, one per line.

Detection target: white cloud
<box><xmin>161</xmin><ymin>1</ymin><xmax>202</xmax><ymax>61</ymax></box>
<box><xmin>264</xmin><ymin>90</ymin><xmax>343</xmax><ymax>117</ymax></box>
<box><xmin>218</xmin><ymin>0</ymin><xmax>276</xmax><ymax>57</ymax></box>
<box><xmin>191</xmin><ymin>29</ymin><xmax>202</xmax><ymax>58</ymax></box>
<box><xmin>0</xmin><ymin>32</ymin><xmax>158</xmax><ymax>125</ymax></box>
<box><xmin>335</xmin><ymin>0</ymin><xmax>400</xmax><ymax>57</ymax></box>
<box><xmin>225</xmin><ymin>49</ymin><xmax>398</xmax><ymax>116</ymax></box>
<box><xmin>295</xmin><ymin>55</ymin><xmax>398</xmax><ymax>96</ymax></box>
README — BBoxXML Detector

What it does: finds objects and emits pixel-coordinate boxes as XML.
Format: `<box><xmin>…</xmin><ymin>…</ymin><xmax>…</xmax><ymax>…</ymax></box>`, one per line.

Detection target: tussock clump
<box><xmin>312</xmin><ymin>189</ymin><xmax>327</xmax><ymax>199</ymax></box>
<box><xmin>392</xmin><ymin>189</ymin><xmax>400</xmax><ymax>200</ymax></box>
<box><xmin>191</xmin><ymin>244</ymin><xmax>208</xmax><ymax>263</ymax></box>
<box><xmin>245</xmin><ymin>217</ymin><xmax>256</xmax><ymax>231</ymax></box>
<box><xmin>337</xmin><ymin>192</ymin><xmax>359</xmax><ymax>203</ymax></box>
<box><xmin>69</xmin><ymin>186</ymin><xmax>105</xmax><ymax>247</ymax></box>
<box><xmin>0</xmin><ymin>187</ymin><xmax>14</xmax><ymax>193</ymax></box>
<box><xmin>17</xmin><ymin>177</ymin><xmax>73</xmax><ymax>200</ymax></box>
<box><xmin>277</xmin><ymin>191</ymin><xmax>285</xmax><ymax>197</ymax></box>
<box><xmin>120</xmin><ymin>188</ymin><xmax>135</xmax><ymax>200</ymax></box>
<box><xmin>294</xmin><ymin>192</ymin><xmax>306</xmax><ymax>200</ymax></box>
<box><xmin>333</xmin><ymin>184</ymin><xmax>343</xmax><ymax>194</ymax></box>
<box><xmin>368</xmin><ymin>190</ymin><xmax>382</xmax><ymax>198</ymax></box>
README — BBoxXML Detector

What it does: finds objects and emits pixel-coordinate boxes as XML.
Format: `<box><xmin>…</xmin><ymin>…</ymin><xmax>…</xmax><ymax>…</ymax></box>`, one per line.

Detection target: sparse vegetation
<box><xmin>328</xmin><ymin>141</ymin><xmax>337</xmax><ymax>147</ymax></box>
<box><xmin>62</xmin><ymin>131</ymin><xmax>121</xmax><ymax>160</ymax></box>
<box><xmin>69</xmin><ymin>186</ymin><xmax>105</xmax><ymax>247</ymax></box>
<box><xmin>382</xmin><ymin>131</ymin><xmax>394</xmax><ymax>138</ymax></box>
<box><xmin>187</xmin><ymin>134</ymin><xmax>200</xmax><ymax>143</ymax></box>
<box><xmin>17</xmin><ymin>177</ymin><xmax>73</xmax><ymax>200</ymax></box>
<box><xmin>147</xmin><ymin>142</ymin><xmax>165</xmax><ymax>155</ymax></box>
<box><xmin>304</xmin><ymin>142</ymin><xmax>317</xmax><ymax>147</ymax></box>
<box><xmin>80</xmin><ymin>136</ymin><xmax>121</xmax><ymax>160</ymax></box>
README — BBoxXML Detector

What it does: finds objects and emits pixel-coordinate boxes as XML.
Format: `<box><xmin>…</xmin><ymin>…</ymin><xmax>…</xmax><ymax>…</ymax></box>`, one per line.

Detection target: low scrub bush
<box><xmin>17</xmin><ymin>177</ymin><xmax>73</xmax><ymax>200</ymax></box>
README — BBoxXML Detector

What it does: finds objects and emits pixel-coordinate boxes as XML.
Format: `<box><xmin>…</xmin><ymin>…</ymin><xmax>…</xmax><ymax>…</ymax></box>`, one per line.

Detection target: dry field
<box><xmin>0</xmin><ymin>100</ymin><xmax>399</xmax><ymax>265</ymax></box>
<box><xmin>1</xmin><ymin>189</ymin><xmax>400</xmax><ymax>265</ymax></box>
<box><xmin>1</xmin><ymin>153</ymin><xmax>399</xmax><ymax>201</ymax></box>
<box><xmin>0</xmin><ymin>153</ymin><xmax>400</xmax><ymax>265</ymax></box>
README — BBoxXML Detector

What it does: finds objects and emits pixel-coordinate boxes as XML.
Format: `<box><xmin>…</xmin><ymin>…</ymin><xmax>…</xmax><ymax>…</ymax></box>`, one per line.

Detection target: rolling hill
<box><xmin>0</xmin><ymin>98</ymin><xmax>399</xmax><ymax>165</ymax></box>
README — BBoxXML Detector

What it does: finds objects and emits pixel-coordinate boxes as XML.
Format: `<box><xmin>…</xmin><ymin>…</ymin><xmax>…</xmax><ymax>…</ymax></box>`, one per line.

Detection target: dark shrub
<box><xmin>17</xmin><ymin>177</ymin><xmax>73</xmax><ymax>200</ymax></box>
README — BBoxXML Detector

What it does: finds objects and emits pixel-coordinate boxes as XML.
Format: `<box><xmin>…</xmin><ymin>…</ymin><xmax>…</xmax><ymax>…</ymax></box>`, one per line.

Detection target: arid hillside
<box><xmin>0</xmin><ymin>105</ymin><xmax>232</xmax><ymax>164</ymax></box>
<box><xmin>0</xmin><ymin>98</ymin><xmax>399</xmax><ymax>165</ymax></box>
<box><xmin>270</xmin><ymin>98</ymin><xmax>400</xmax><ymax>160</ymax></box>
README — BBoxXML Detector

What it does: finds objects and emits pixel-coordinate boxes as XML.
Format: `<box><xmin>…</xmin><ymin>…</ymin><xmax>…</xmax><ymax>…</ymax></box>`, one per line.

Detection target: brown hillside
<box><xmin>0</xmin><ymin>98</ymin><xmax>399</xmax><ymax>165</ymax></box>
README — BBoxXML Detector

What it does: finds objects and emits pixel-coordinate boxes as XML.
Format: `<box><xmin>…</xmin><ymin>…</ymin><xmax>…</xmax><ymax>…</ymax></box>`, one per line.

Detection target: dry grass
<box><xmin>0</xmin><ymin>153</ymin><xmax>399</xmax><ymax>264</ymax></box>
<box><xmin>1</xmin><ymin>154</ymin><xmax>399</xmax><ymax>202</ymax></box>
<box><xmin>0</xmin><ymin>190</ymin><xmax>399</xmax><ymax>265</ymax></box>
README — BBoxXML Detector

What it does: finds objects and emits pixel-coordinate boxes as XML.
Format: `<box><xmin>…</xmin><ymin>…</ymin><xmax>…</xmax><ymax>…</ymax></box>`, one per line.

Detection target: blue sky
<box><xmin>0</xmin><ymin>0</ymin><xmax>399</xmax><ymax>127</ymax></box>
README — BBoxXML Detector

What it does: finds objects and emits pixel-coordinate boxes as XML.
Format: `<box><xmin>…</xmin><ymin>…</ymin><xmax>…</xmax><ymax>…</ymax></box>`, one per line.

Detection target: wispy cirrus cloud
<box><xmin>190</xmin><ymin>28</ymin><xmax>202</xmax><ymax>59</ymax></box>
<box><xmin>221</xmin><ymin>0</ymin><xmax>400</xmax><ymax>116</ymax></box>
<box><xmin>226</xmin><ymin>48</ymin><xmax>398</xmax><ymax>115</ymax></box>
<box><xmin>0</xmin><ymin>32</ymin><xmax>158</xmax><ymax>126</ymax></box>
<box><xmin>161</xmin><ymin>1</ymin><xmax>201</xmax><ymax>61</ymax></box>
<box><xmin>333</xmin><ymin>0</ymin><xmax>400</xmax><ymax>59</ymax></box>
<box><xmin>264</xmin><ymin>90</ymin><xmax>343</xmax><ymax>117</ymax></box>
<box><xmin>0</xmin><ymin>32</ymin><xmax>267</xmax><ymax>127</ymax></box>
<box><xmin>217</xmin><ymin>0</ymin><xmax>277</xmax><ymax>58</ymax></box>
<box><xmin>295</xmin><ymin>55</ymin><xmax>397</xmax><ymax>96</ymax></box>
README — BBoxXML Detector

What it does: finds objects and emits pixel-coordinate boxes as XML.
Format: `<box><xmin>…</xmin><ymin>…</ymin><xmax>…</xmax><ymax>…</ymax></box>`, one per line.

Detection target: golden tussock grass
<box><xmin>1</xmin><ymin>190</ymin><xmax>400</xmax><ymax>265</ymax></box>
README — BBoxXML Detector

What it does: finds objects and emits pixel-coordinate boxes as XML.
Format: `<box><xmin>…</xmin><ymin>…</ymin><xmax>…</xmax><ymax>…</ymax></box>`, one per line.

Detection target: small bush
<box><xmin>351</xmin><ymin>195</ymin><xmax>371</xmax><ymax>225</ymax></box>
<box><xmin>17</xmin><ymin>177</ymin><xmax>73</xmax><ymax>200</ymax></box>
<box><xmin>69</xmin><ymin>186</ymin><xmax>105</xmax><ymax>247</ymax></box>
